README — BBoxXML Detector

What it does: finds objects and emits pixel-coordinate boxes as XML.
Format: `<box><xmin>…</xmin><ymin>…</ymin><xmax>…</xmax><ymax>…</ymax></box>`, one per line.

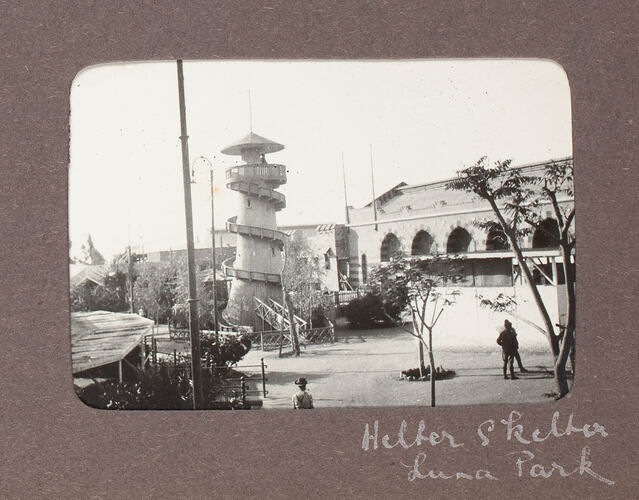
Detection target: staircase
<box><xmin>254</xmin><ymin>297</ymin><xmax>307</xmax><ymax>332</ymax></box>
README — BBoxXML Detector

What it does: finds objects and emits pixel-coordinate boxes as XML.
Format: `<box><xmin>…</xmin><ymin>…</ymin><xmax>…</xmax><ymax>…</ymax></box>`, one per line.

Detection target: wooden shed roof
<box><xmin>71</xmin><ymin>311</ymin><xmax>153</xmax><ymax>374</ymax></box>
<box><xmin>69</xmin><ymin>264</ymin><xmax>107</xmax><ymax>288</ymax></box>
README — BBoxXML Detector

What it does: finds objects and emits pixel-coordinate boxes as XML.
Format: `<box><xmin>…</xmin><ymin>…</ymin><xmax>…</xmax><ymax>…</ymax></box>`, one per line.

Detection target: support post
<box><xmin>152</xmin><ymin>337</ymin><xmax>157</xmax><ymax>364</ymax></box>
<box><xmin>139</xmin><ymin>342</ymin><xmax>145</xmax><ymax>372</ymax></box>
<box><xmin>369</xmin><ymin>144</ymin><xmax>378</xmax><ymax>231</ymax></box>
<box><xmin>176</xmin><ymin>59</ymin><xmax>203</xmax><ymax>409</ymax></box>
<box><xmin>261</xmin><ymin>358</ymin><xmax>266</xmax><ymax>397</ymax></box>
<box><xmin>209</xmin><ymin>167</ymin><xmax>220</xmax><ymax>358</ymax></box>
<box><xmin>127</xmin><ymin>245</ymin><xmax>134</xmax><ymax>313</ymax></box>
<box><xmin>240</xmin><ymin>375</ymin><xmax>247</xmax><ymax>407</ymax></box>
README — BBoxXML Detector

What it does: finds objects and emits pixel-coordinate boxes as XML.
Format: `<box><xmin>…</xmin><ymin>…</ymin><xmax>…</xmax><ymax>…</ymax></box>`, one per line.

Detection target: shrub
<box><xmin>200</xmin><ymin>333</ymin><xmax>252</xmax><ymax>368</ymax></box>
<box><xmin>76</xmin><ymin>360</ymin><xmax>226</xmax><ymax>410</ymax></box>
<box><xmin>400</xmin><ymin>366</ymin><xmax>456</xmax><ymax>381</ymax></box>
<box><xmin>340</xmin><ymin>293</ymin><xmax>400</xmax><ymax>329</ymax></box>
<box><xmin>76</xmin><ymin>334</ymin><xmax>254</xmax><ymax>410</ymax></box>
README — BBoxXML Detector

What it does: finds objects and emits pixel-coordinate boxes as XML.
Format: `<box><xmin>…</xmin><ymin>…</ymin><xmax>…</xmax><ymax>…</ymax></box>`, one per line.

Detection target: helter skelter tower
<box><xmin>221</xmin><ymin>132</ymin><xmax>288</xmax><ymax>326</ymax></box>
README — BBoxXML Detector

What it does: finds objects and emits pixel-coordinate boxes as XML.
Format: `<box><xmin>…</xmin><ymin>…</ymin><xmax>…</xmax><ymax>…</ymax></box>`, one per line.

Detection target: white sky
<box><xmin>69</xmin><ymin>59</ymin><xmax>572</xmax><ymax>261</ymax></box>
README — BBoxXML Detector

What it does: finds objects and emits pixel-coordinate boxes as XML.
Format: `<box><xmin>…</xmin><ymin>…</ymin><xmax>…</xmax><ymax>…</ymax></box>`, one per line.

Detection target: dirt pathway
<box><xmin>237</xmin><ymin>326</ymin><xmax>558</xmax><ymax>409</ymax></box>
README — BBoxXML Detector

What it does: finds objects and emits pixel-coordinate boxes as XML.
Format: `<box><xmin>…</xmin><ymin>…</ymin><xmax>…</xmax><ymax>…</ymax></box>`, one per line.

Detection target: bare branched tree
<box><xmin>370</xmin><ymin>254</ymin><xmax>463</xmax><ymax>407</ymax></box>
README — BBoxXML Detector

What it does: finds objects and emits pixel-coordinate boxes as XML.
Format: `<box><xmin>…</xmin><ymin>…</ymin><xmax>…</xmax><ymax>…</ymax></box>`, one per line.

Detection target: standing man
<box><xmin>292</xmin><ymin>377</ymin><xmax>314</xmax><ymax>409</ymax></box>
<box><xmin>497</xmin><ymin>320</ymin><xmax>519</xmax><ymax>380</ymax></box>
<box><xmin>504</xmin><ymin>319</ymin><xmax>528</xmax><ymax>373</ymax></box>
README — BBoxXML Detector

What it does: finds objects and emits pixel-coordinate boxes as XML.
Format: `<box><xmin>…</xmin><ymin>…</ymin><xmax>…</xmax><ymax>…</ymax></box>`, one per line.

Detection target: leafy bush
<box><xmin>200</xmin><ymin>333</ymin><xmax>252</xmax><ymax>368</ymax></box>
<box><xmin>340</xmin><ymin>293</ymin><xmax>403</xmax><ymax>329</ymax></box>
<box><xmin>400</xmin><ymin>366</ymin><xmax>456</xmax><ymax>381</ymax></box>
<box><xmin>77</xmin><ymin>333</ymin><xmax>254</xmax><ymax>410</ymax></box>
<box><xmin>70</xmin><ymin>270</ymin><xmax>129</xmax><ymax>312</ymax></box>
<box><xmin>76</xmin><ymin>360</ymin><xmax>226</xmax><ymax>410</ymax></box>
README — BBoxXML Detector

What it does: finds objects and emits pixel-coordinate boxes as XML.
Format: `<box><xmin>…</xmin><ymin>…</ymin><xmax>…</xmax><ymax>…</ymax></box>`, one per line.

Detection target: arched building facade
<box><xmin>344</xmin><ymin>158</ymin><xmax>574</xmax><ymax>293</ymax></box>
<box><xmin>167</xmin><ymin>157</ymin><xmax>574</xmax><ymax>347</ymax></box>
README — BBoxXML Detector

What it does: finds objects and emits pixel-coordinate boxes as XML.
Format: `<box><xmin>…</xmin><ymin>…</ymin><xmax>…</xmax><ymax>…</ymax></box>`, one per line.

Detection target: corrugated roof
<box><xmin>71</xmin><ymin>311</ymin><xmax>153</xmax><ymax>374</ymax></box>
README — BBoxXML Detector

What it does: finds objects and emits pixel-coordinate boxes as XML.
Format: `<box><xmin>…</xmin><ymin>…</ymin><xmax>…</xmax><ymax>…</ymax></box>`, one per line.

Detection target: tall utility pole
<box><xmin>342</xmin><ymin>152</ymin><xmax>350</xmax><ymax>224</ymax></box>
<box><xmin>209</xmin><ymin>167</ymin><xmax>220</xmax><ymax>352</ymax></box>
<box><xmin>176</xmin><ymin>59</ymin><xmax>203</xmax><ymax>410</ymax></box>
<box><xmin>127</xmin><ymin>245</ymin><xmax>134</xmax><ymax>313</ymax></box>
<box><xmin>369</xmin><ymin>144</ymin><xmax>378</xmax><ymax>231</ymax></box>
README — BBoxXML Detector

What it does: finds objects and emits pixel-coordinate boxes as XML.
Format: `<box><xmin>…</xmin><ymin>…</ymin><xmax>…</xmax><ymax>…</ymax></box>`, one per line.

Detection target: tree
<box><xmin>282</xmin><ymin>232</ymin><xmax>326</xmax><ymax>325</ymax></box>
<box><xmin>280</xmin><ymin>232</ymin><xmax>329</xmax><ymax>356</ymax></box>
<box><xmin>447</xmin><ymin>157</ymin><xmax>575</xmax><ymax>398</ymax></box>
<box><xmin>370</xmin><ymin>254</ymin><xmax>462</xmax><ymax>407</ymax></box>
<box><xmin>133</xmin><ymin>262</ymin><xmax>181</xmax><ymax>324</ymax></box>
<box><xmin>70</xmin><ymin>268</ymin><xmax>129</xmax><ymax>312</ymax></box>
<box><xmin>79</xmin><ymin>234</ymin><xmax>106</xmax><ymax>265</ymax></box>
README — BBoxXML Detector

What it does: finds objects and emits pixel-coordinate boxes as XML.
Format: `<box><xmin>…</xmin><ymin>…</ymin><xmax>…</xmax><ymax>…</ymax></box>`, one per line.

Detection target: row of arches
<box><xmin>378</xmin><ymin>218</ymin><xmax>561</xmax><ymax>262</ymax></box>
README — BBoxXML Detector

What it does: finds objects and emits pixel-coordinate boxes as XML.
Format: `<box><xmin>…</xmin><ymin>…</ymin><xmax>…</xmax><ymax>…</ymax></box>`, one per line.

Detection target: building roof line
<box><xmin>346</xmin><ymin>196</ymin><xmax>573</xmax><ymax>229</ymax></box>
<box><xmin>399</xmin><ymin>156</ymin><xmax>574</xmax><ymax>193</ymax></box>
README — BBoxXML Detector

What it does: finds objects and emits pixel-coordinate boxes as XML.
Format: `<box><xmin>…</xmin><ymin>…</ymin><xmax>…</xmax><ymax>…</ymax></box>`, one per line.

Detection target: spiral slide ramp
<box><xmin>220</xmin><ymin>132</ymin><xmax>288</xmax><ymax>326</ymax></box>
<box><xmin>224</xmin><ymin>163</ymin><xmax>287</xmax><ymax>281</ymax></box>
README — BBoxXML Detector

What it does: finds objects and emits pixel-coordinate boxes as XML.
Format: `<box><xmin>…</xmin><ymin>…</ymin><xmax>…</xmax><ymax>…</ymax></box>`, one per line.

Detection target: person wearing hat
<box><xmin>497</xmin><ymin>319</ymin><xmax>522</xmax><ymax>380</ymax></box>
<box><xmin>503</xmin><ymin>319</ymin><xmax>528</xmax><ymax>373</ymax></box>
<box><xmin>292</xmin><ymin>377</ymin><xmax>314</xmax><ymax>409</ymax></box>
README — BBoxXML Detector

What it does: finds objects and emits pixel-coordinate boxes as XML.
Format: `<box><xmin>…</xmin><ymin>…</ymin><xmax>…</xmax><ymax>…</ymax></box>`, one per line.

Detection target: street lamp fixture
<box><xmin>191</xmin><ymin>155</ymin><xmax>221</xmax><ymax>352</ymax></box>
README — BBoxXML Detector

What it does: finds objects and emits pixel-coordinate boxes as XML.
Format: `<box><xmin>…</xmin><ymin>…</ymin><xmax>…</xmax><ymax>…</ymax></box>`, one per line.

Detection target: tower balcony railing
<box><xmin>226</xmin><ymin>221</ymin><xmax>287</xmax><ymax>246</ymax></box>
<box><xmin>226</xmin><ymin>163</ymin><xmax>287</xmax><ymax>185</ymax></box>
<box><xmin>226</xmin><ymin>180</ymin><xmax>286</xmax><ymax>210</ymax></box>
<box><xmin>221</xmin><ymin>257</ymin><xmax>282</xmax><ymax>283</ymax></box>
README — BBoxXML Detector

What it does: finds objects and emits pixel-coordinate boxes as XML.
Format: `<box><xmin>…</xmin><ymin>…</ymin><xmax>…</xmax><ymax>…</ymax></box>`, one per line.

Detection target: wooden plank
<box><xmin>71</xmin><ymin>311</ymin><xmax>153</xmax><ymax>373</ymax></box>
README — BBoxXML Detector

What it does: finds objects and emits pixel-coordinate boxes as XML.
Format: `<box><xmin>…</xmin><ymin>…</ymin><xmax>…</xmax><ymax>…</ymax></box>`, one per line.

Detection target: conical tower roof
<box><xmin>221</xmin><ymin>131</ymin><xmax>284</xmax><ymax>156</ymax></box>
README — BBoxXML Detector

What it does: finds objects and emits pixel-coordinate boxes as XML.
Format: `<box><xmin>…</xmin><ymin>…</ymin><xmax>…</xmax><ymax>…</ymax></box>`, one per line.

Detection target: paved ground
<box><xmin>237</xmin><ymin>326</ymin><xmax>563</xmax><ymax>409</ymax></box>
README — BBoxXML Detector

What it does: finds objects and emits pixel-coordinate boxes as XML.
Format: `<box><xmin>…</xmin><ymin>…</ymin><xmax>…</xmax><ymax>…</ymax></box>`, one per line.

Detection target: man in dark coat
<box><xmin>497</xmin><ymin>320</ymin><xmax>519</xmax><ymax>380</ymax></box>
<box><xmin>503</xmin><ymin>319</ymin><xmax>528</xmax><ymax>373</ymax></box>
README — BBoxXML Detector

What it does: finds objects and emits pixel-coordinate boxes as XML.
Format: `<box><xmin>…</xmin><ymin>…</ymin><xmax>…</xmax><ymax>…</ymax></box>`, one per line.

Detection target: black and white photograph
<box><xmin>69</xmin><ymin>59</ymin><xmax>574</xmax><ymax>410</ymax></box>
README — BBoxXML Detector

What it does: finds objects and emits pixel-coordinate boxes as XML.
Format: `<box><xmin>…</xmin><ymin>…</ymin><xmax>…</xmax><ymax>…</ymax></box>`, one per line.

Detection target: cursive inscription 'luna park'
<box><xmin>361</xmin><ymin>410</ymin><xmax>614</xmax><ymax>485</ymax></box>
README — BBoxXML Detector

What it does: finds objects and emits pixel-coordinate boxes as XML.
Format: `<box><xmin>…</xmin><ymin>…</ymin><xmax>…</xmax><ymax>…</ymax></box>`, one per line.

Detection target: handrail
<box><xmin>221</xmin><ymin>256</ymin><xmax>282</xmax><ymax>283</ymax></box>
<box><xmin>225</xmin><ymin>163</ymin><xmax>287</xmax><ymax>185</ymax></box>
<box><xmin>226</xmin><ymin>221</ymin><xmax>287</xmax><ymax>245</ymax></box>
<box><xmin>267</xmin><ymin>298</ymin><xmax>307</xmax><ymax>328</ymax></box>
<box><xmin>254</xmin><ymin>296</ymin><xmax>309</xmax><ymax>331</ymax></box>
<box><xmin>226</xmin><ymin>180</ymin><xmax>286</xmax><ymax>210</ymax></box>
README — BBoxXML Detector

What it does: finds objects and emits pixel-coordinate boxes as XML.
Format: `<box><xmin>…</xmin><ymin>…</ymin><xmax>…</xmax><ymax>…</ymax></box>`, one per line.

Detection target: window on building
<box><xmin>485</xmin><ymin>227</ymin><xmax>509</xmax><ymax>250</ymax></box>
<box><xmin>532</xmin><ymin>218</ymin><xmax>560</xmax><ymax>248</ymax></box>
<box><xmin>380</xmin><ymin>233</ymin><xmax>401</xmax><ymax>262</ymax></box>
<box><xmin>531</xmin><ymin>218</ymin><xmax>560</xmax><ymax>285</ymax></box>
<box><xmin>446</xmin><ymin>227</ymin><xmax>472</xmax><ymax>253</ymax></box>
<box><xmin>473</xmin><ymin>258</ymin><xmax>512</xmax><ymax>286</ymax></box>
<box><xmin>324</xmin><ymin>253</ymin><xmax>331</xmax><ymax>270</ymax></box>
<box><xmin>411</xmin><ymin>230</ymin><xmax>434</xmax><ymax>255</ymax></box>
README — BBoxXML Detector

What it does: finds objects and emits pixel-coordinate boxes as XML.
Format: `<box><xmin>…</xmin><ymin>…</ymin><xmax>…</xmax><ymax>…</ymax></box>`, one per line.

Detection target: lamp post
<box><xmin>192</xmin><ymin>155</ymin><xmax>221</xmax><ymax>353</ymax></box>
